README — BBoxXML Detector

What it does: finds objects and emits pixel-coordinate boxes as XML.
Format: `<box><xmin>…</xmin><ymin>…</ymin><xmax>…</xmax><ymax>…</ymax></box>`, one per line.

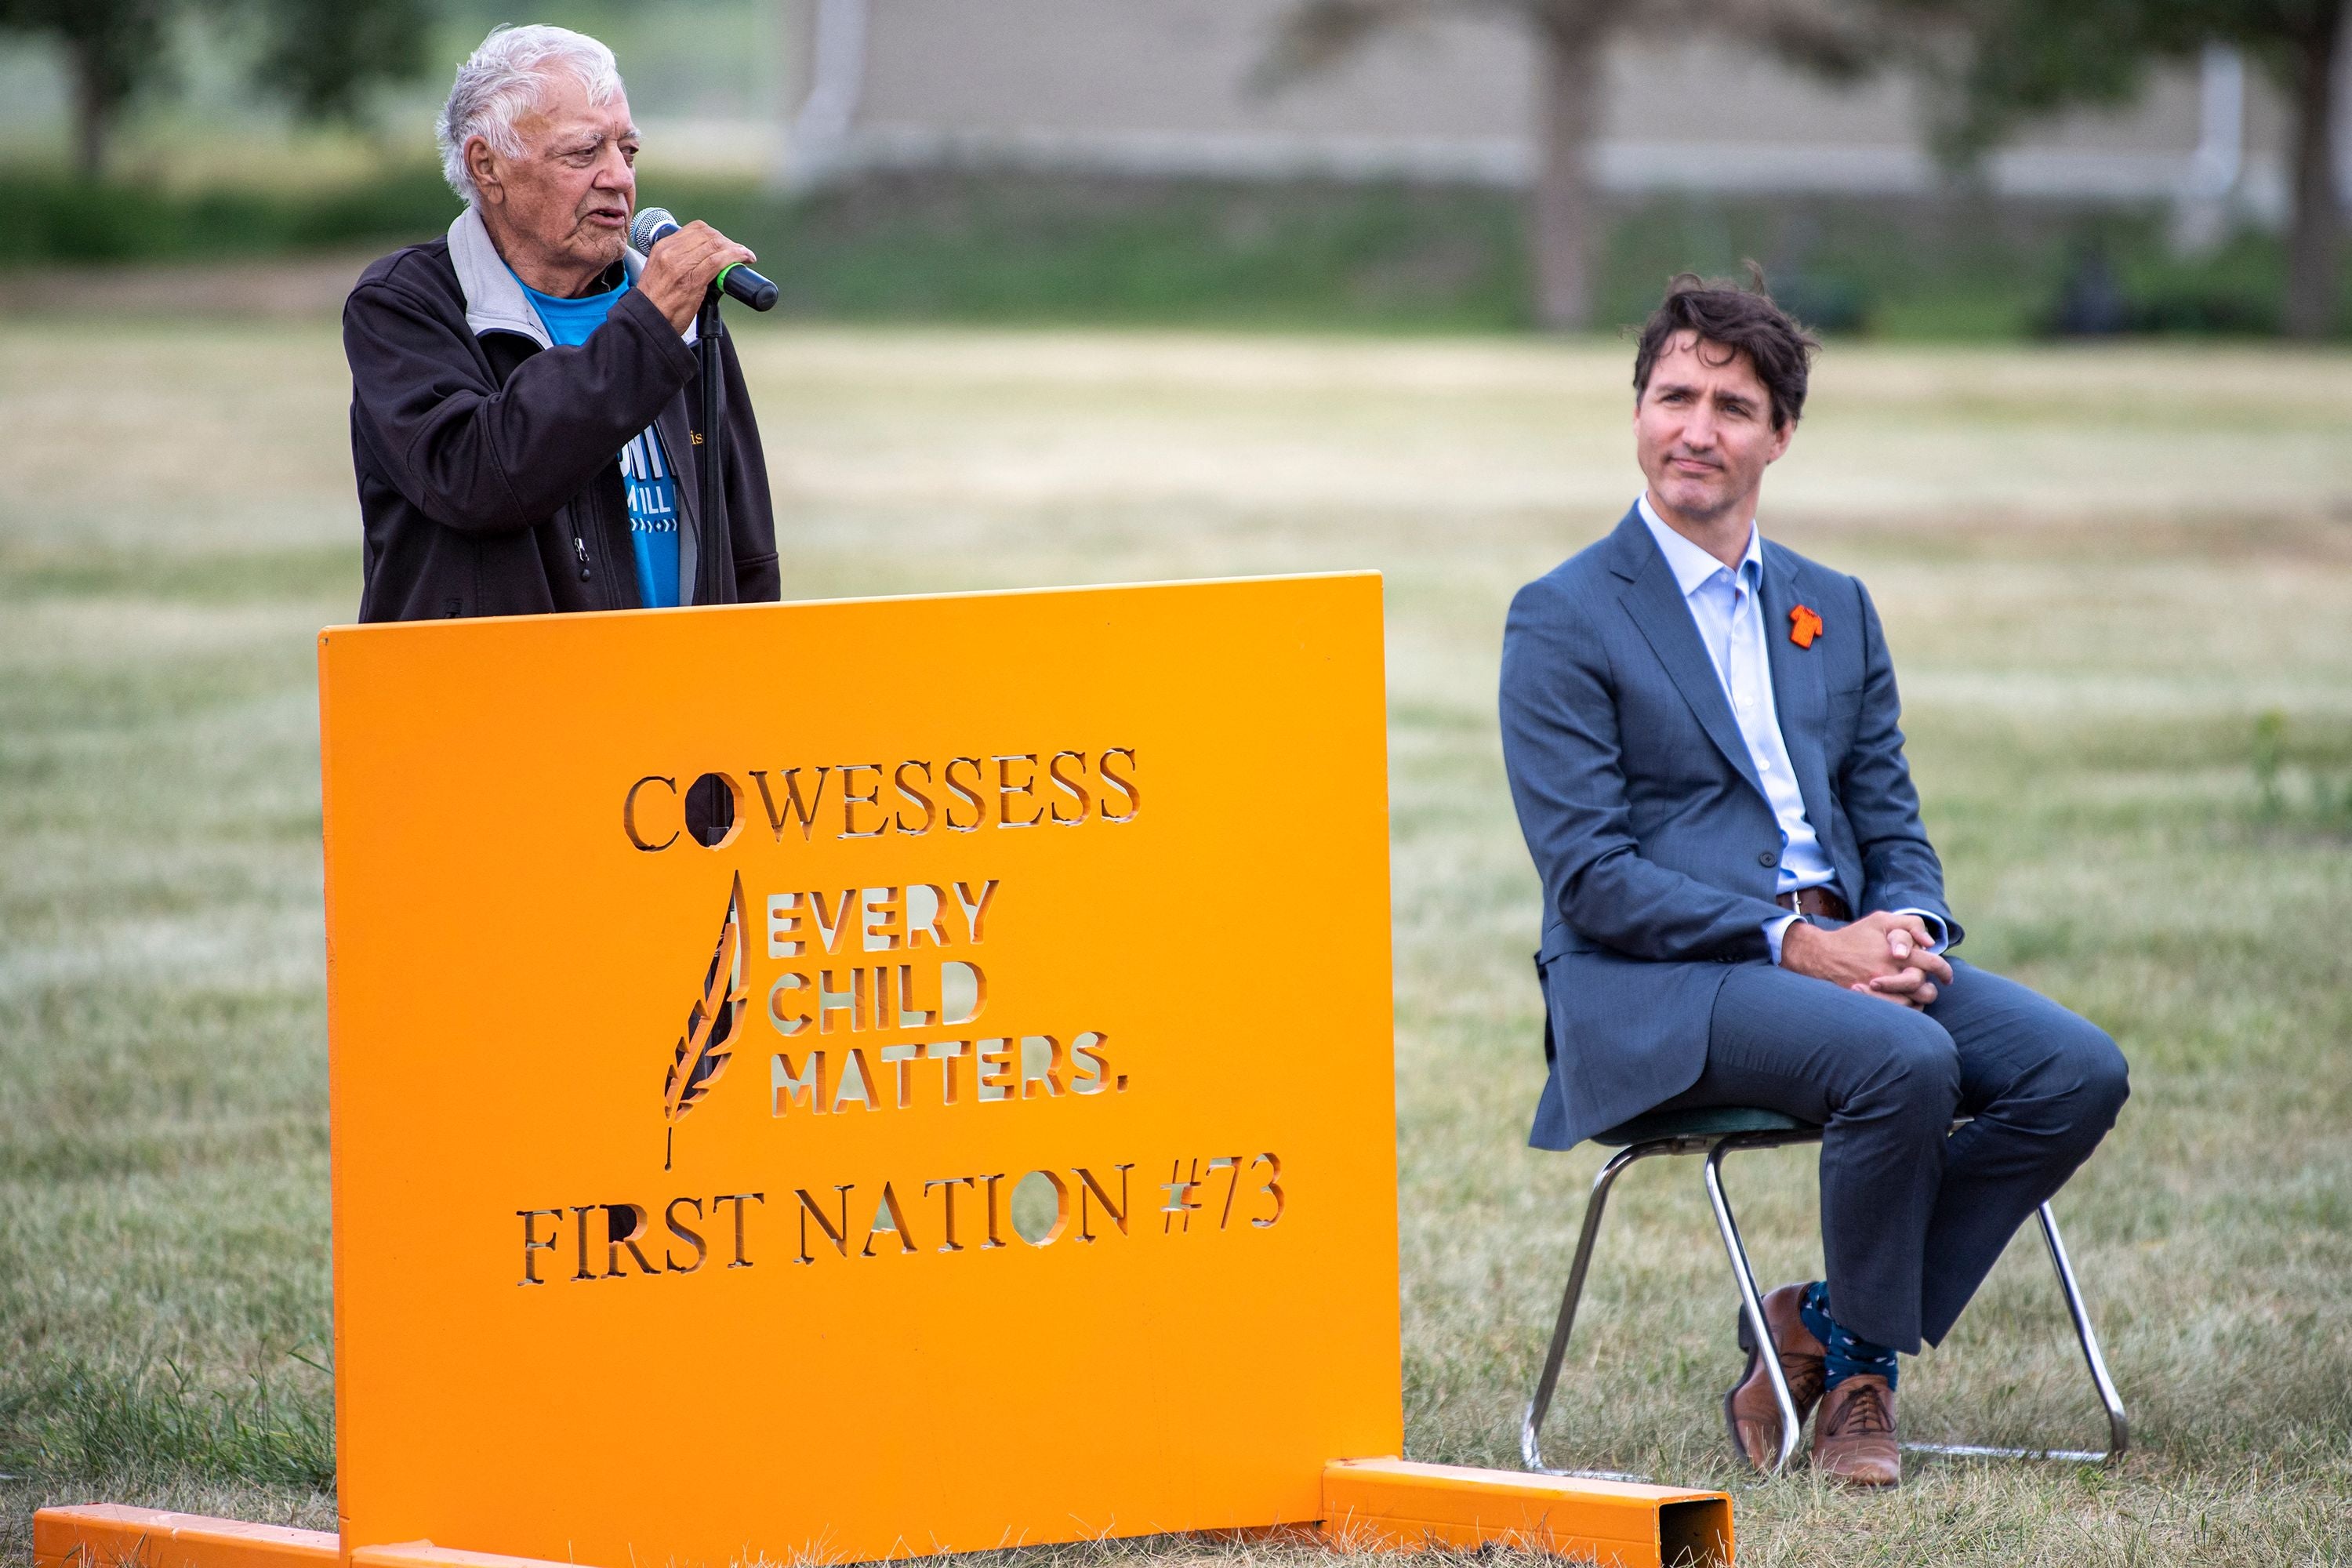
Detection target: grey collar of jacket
<box><xmin>446</xmin><ymin>205</ymin><xmax>698</xmax><ymax>348</ymax></box>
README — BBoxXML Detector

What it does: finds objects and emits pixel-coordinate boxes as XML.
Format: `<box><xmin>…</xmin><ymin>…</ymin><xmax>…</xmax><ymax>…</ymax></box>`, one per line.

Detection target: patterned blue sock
<box><xmin>1799</xmin><ymin>1279</ymin><xmax>1900</xmax><ymax>1392</ymax></box>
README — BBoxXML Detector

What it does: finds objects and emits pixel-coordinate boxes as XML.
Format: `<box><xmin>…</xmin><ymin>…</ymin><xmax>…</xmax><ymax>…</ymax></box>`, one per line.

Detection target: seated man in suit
<box><xmin>1497</xmin><ymin>274</ymin><xmax>2129</xmax><ymax>1486</ymax></box>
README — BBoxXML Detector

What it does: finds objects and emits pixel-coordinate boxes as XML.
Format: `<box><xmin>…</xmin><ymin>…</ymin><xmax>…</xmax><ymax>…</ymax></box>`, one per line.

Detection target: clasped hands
<box><xmin>1780</xmin><ymin>910</ymin><xmax>1951</xmax><ymax>1009</ymax></box>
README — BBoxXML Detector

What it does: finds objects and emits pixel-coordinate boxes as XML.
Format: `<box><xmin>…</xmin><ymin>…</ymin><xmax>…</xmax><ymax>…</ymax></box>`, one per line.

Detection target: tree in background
<box><xmin>0</xmin><ymin>0</ymin><xmax>172</xmax><ymax>178</ymax></box>
<box><xmin>0</xmin><ymin>0</ymin><xmax>430</xmax><ymax>178</ymax></box>
<box><xmin>247</xmin><ymin>0</ymin><xmax>431</xmax><ymax>124</ymax></box>
<box><xmin>1259</xmin><ymin>0</ymin><xmax>1875</xmax><ymax>330</ymax></box>
<box><xmin>1896</xmin><ymin>0</ymin><xmax>2348</xmax><ymax>338</ymax></box>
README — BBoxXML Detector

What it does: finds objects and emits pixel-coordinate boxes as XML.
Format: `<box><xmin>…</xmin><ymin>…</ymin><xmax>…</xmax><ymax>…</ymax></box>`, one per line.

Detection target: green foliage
<box><xmin>2249</xmin><ymin>708</ymin><xmax>2352</xmax><ymax>828</ymax></box>
<box><xmin>1890</xmin><ymin>0</ymin><xmax>2192</xmax><ymax>160</ymax></box>
<box><xmin>0</xmin><ymin>0</ymin><xmax>176</xmax><ymax>154</ymax></box>
<box><xmin>0</xmin><ymin>0</ymin><xmax>170</xmax><ymax>100</ymax></box>
<box><xmin>622</xmin><ymin>176</ymin><xmax>2347</xmax><ymax>339</ymax></box>
<box><xmin>11</xmin><ymin>165</ymin><xmax>2352</xmax><ymax>341</ymax></box>
<box><xmin>0</xmin><ymin>163</ymin><xmax>457</xmax><ymax>264</ymax></box>
<box><xmin>1880</xmin><ymin>0</ymin><xmax>2350</xmax><ymax>336</ymax></box>
<box><xmin>2254</xmin><ymin>708</ymin><xmax>2288</xmax><ymax>813</ymax></box>
<box><xmin>709</xmin><ymin>173</ymin><xmax>1534</xmax><ymax>331</ymax></box>
<box><xmin>233</xmin><ymin>0</ymin><xmax>433</xmax><ymax>124</ymax></box>
<box><xmin>1599</xmin><ymin>194</ymin><xmax>2347</xmax><ymax>339</ymax></box>
<box><xmin>1896</xmin><ymin>0</ymin><xmax>2339</xmax><ymax>140</ymax></box>
<box><xmin>2</xmin><ymin>161</ymin><xmax>2348</xmax><ymax>341</ymax></box>
<box><xmin>0</xmin><ymin>0</ymin><xmax>429</xmax><ymax>173</ymax></box>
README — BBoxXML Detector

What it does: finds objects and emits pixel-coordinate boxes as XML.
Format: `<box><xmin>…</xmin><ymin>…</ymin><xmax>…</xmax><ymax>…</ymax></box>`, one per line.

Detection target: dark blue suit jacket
<box><xmin>1499</xmin><ymin>506</ymin><xmax>1960</xmax><ymax>1150</ymax></box>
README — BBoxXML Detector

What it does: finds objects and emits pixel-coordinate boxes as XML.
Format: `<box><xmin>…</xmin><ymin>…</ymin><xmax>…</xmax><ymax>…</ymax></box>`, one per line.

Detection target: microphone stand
<box><xmin>695</xmin><ymin>284</ymin><xmax>727</xmax><ymax>604</ymax></box>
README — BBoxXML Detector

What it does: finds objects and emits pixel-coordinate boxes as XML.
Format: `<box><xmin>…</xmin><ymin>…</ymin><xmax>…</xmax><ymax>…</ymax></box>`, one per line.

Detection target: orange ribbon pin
<box><xmin>1789</xmin><ymin>604</ymin><xmax>1824</xmax><ymax>648</ymax></box>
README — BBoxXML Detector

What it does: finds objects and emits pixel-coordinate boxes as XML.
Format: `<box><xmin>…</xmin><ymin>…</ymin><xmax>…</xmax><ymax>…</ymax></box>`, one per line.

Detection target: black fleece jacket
<box><xmin>342</xmin><ymin>237</ymin><xmax>781</xmax><ymax>622</ymax></box>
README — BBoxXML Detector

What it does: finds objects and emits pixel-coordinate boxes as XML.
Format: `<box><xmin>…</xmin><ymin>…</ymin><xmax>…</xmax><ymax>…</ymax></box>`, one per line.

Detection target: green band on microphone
<box><xmin>715</xmin><ymin>263</ymin><xmax>740</xmax><ymax>292</ymax></box>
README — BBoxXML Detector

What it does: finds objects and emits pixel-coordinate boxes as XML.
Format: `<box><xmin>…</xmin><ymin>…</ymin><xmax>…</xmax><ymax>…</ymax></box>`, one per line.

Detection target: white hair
<box><xmin>436</xmin><ymin>24</ymin><xmax>626</xmax><ymax>206</ymax></box>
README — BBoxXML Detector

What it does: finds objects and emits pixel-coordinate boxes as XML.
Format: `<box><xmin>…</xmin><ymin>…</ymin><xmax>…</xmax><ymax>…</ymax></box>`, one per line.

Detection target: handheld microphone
<box><xmin>629</xmin><ymin>207</ymin><xmax>779</xmax><ymax>311</ymax></box>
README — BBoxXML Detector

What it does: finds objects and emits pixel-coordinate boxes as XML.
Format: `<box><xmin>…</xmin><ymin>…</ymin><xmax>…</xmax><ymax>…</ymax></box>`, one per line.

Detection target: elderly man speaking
<box><xmin>344</xmin><ymin>24</ymin><xmax>779</xmax><ymax>622</ymax></box>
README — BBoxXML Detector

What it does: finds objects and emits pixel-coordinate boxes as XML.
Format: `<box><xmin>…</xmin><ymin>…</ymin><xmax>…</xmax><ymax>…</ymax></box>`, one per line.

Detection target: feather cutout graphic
<box><xmin>663</xmin><ymin>872</ymin><xmax>747</xmax><ymax>1170</ymax></box>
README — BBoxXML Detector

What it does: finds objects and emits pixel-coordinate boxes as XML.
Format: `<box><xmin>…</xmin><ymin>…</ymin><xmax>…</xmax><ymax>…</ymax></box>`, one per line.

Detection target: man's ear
<box><xmin>466</xmin><ymin>137</ymin><xmax>503</xmax><ymax>206</ymax></box>
<box><xmin>1766</xmin><ymin>416</ymin><xmax>1795</xmax><ymax>464</ymax></box>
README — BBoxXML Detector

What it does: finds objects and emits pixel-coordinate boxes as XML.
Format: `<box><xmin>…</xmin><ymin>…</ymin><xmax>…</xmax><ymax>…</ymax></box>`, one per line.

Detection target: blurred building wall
<box><xmin>775</xmin><ymin>0</ymin><xmax>2342</xmax><ymax>230</ymax></box>
<box><xmin>2</xmin><ymin>0</ymin><xmax>2333</xmax><ymax>239</ymax></box>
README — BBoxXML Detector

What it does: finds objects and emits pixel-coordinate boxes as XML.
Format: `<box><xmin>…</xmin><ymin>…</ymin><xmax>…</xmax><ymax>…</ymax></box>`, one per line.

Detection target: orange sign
<box><xmin>318</xmin><ymin>575</ymin><xmax>1399</xmax><ymax>1566</ymax></box>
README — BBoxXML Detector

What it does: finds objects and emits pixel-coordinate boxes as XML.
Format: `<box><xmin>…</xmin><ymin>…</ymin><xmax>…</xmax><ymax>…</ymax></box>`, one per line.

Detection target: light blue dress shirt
<box><xmin>1638</xmin><ymin>497</ymin><xmax>1836</xmax><ymax>965</ymax></box>
<box><xmin>1637</xmin><ymin>501</ymin><xmax>1953</xmax><ymax>976</ymax></box>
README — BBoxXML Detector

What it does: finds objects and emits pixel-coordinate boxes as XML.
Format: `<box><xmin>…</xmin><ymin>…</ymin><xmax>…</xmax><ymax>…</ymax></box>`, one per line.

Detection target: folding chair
<box><xmin>1519</xmin><ymin>1105</ymin><xmax>2129</xmax><ymax>1477</ymax></box>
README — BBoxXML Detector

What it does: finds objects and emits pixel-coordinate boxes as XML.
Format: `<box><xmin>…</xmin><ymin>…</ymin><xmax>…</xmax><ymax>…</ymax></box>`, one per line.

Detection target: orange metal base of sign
<box><xmin>1319</xmin><ymin>1459</ymin><xmax>1731</xmax><ymax>1565</ymax></box>
<box><xmin>30</xmin><ymin>1508</ymin><xmax>336</xmax><ymax>1568</ymax></box>
<box><xmin>36</xmin><ymin>1464</ymin><xmax>1730</xmax><ymax>1568</ymax></box>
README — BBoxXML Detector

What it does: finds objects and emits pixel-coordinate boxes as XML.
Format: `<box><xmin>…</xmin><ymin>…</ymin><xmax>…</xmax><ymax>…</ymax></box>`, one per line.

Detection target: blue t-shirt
<box><xmin>515</xmin><ymin>273</ymin><xmax>681</xmax><ymax>608</ymax></box>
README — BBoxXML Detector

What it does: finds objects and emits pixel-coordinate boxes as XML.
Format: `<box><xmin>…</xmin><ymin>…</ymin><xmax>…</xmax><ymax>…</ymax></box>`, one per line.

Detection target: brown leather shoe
<box><xmin>1722</xmin><ymin>1283</ymin><xmax>1826</xmax><ymax>1471</ymax></box>
<box><xmin>1813</xmin><ymin>1374</ymin><xmax>1901</xmax><ymax>1486</ymax></box>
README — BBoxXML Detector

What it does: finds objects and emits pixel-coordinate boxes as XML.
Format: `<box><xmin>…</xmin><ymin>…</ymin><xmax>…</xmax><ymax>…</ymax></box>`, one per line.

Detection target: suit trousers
<box><xmin>1650</xmin><ymin>956</ymin><xmax>2129</xmax><ymax>1354</ymax></box>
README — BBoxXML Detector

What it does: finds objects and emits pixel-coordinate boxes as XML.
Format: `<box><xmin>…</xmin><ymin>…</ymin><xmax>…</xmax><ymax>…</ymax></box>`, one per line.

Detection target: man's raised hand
<box><xmin>1780</xmin><ymin>910</ymin><xmax>1951</xmax><ymax>1010</ymax></box>
<box><xmin>637</xmin><ymin>220</ymin><xmax>757</xmax><ymax>334</ymax></box>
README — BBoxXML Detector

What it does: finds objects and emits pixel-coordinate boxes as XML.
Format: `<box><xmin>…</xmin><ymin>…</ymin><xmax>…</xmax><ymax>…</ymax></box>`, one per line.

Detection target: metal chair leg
<box><xmin>2040</xmin><ymin>1200</ymin><xmax>2131</xmax><ymax>1461</ymax></box>
<box><xmin>1900</xmin><ymin>1200</ymin><xmax>2129</xmax><ymax>1464</ymax></box>
<box><xmin>1522</xmin><ymin>1143</ymin><xmax>1653</xmax><ymax>1478</ymax></box>
<box><xmin>1701</xmin><ymin>1140</ymin><xmax>1803</xmax><ymax>1474</ymax></box>
<box><xmin>1521</xmin><ymin>1123</ymin><xmax>2127</xmax><ymax>1478</ymax></box>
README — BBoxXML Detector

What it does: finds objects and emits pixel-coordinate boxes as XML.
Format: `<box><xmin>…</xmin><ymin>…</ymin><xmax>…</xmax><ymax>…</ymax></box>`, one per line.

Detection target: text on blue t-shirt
<box><xmin>515</xmin><ymin>270</ymin><xmax>683</xmax><ymax>608</ymax></box>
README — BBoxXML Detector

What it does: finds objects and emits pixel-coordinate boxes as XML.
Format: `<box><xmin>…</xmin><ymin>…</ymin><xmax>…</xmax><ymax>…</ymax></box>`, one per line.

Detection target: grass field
<box><xmin>2</xmin><ymin>319</ymin><xmax>2350</xmax><ymax>1566</ymax></box>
